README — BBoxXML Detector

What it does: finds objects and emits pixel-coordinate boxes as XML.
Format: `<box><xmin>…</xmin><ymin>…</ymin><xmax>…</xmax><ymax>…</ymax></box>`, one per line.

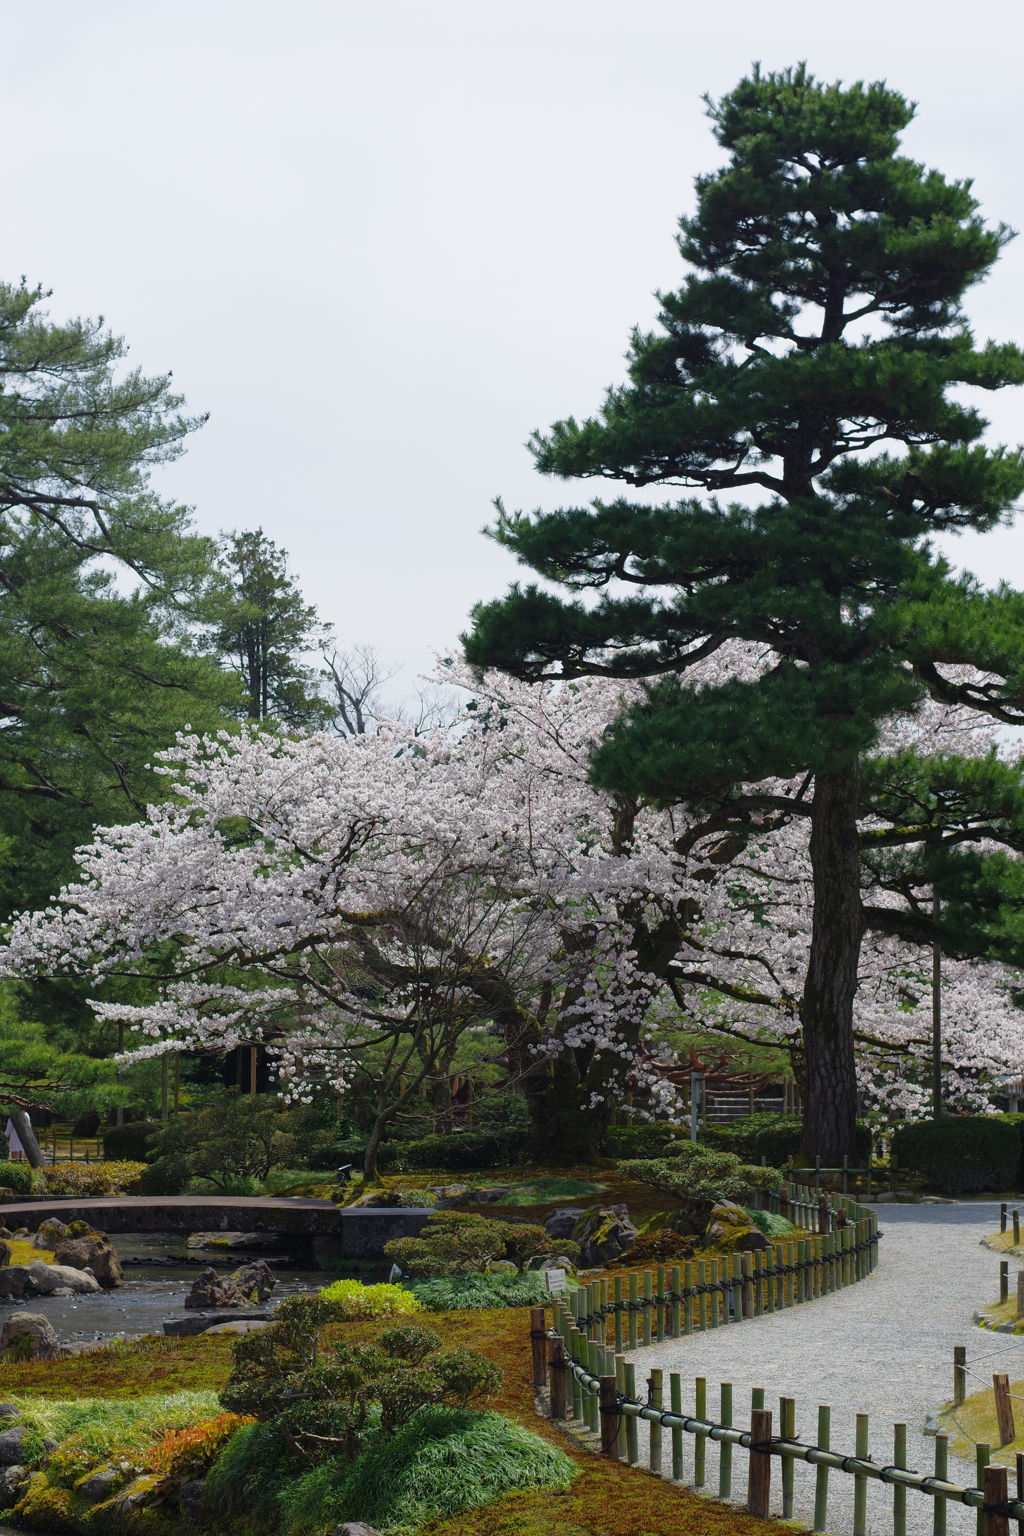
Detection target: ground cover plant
<box><xmin>317</xmin><ymin>1279</ymin><xmax>423</xmax><ymax>1318</ymax></box>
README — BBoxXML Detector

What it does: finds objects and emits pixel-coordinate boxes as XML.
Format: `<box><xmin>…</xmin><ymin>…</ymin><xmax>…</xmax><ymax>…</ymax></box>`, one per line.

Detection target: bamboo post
<box><xmin>530</xmin><ymin>1307</ymin><xmax>547</xmax><ymax>1387</ymax></box>
<box><xmin>996</xmin><ymin>1376</ymin><xmax>1016</xmax><ymax>1447</ymax></box>
<box><xmin>780</xmin><ymin>1395</ymin><xmax>795</xmax><ymax>1518</ymax></box>
<box><xmin>614</xmin><ymin>1275</ymin><xmax>623</xmax><ymax>1353</ymax></box>
<box><xmin>695</xmin><ymin>1376</ymin><xmax>707</xmax><ymax>1487</ymax></box>
<box><xmin>697</xmin><ymin>1260</ymin><xmax>706</xmax><ymax>1329</ymax></box>
<box><xmin>656</xmin><ymin>1265</ymin><xmax>665</xmax><ymax>1342</ymax></box>
<box><xmin>813</xmin><ymin>1404</ymin><xmax>830</xmax><ymax>1533</ymax></box>
<box><xmin>628</xmin><ymin>1272</ymin><xmax>639</xmax><ymax>1349</ymax></box>
<box><xmin>671</xmin><ymin>1264</ymin><xmax>681</xmax><ymax>1338</ymax></box>
<box><xmin>650</xmin><ymin>1368</ymin><xmax>663</xmax><ymax>1474</ymax></box>
<box><xmin>786</xmin><ymin>1241</ymin><xmax>795</xmax><ymax>1306</ymax></box>
<box><xmin>1015</xmin><ymin>1209</ymin><xmax>1020</xmax><ymax>1247</ymax></box>
<box><xmin>643</xmin><ymin>1269</ymin><xmax>653</xmax><ymax>1347</ymax></box>
<box><xmin>985</xmin><ymin>1462</ymin><xmax>1010</xmax><ymax>1536</ymax></box>
<box><xmin>599</xmin><ymin>1375</ymin><xmax>619</xmax><ymax>1457</ymax></box>
<box><xmin>1002</xmin><ymin>1203</ymin><xmax>1008</xmax><ymax>1235</ymax></box>
<box><xmin>731</xmin><ymin>1253</ymin><xmax>742</xmax><ymax>1322</ymax></box>
<box><xmin>935</xmin><ymin>1432</ymin><xmax>948</xmax><ymax>1536</ymax></box>
<box><xmin>708</xmin><ymin>1259</ymin><xmax>720</xmax><ymax>1328</ymax></box>
<box><xmin>979</xmin><ymin>1445</ymin><xmax>992</xmax><ymax>1536</ymax></box>
<box><xmin>766</xmin><ymin>1246</ymin><xmax>776</xmax><ymax>1313</ymax></box>
<box><xmin>719</xmin><ymin>1381</ymin><xmax>733</xmax><ymax>1499</ymax></box>
<box><xmin>670</xmin><ymin>1372</ymin><xmax>683</xmax><ymax>1482</ymax></box>
<box><xmin>584</xmin><ymin>1339</ymin><xmax>597</xmax><ymax>1432</ymax></box>
<box><xmin>894</xmin><ymin>1422</ymin><xmax>907</xmax><ymax>1536</ymax></box>
<box><xmin>1003</xmin><ymin>1263</ymin><xmax>1010</xmax><ymax>1305</ymax></box>
<box><xmin>1016</xmin><ymin>1451</ymin><xmax>1024</xmax><ymax>1536</ymax></box>
<box><xmin>956</xmin><ymin>1346</ymin><xmax>968</xmax><ymax>1405</ymax></box>
<box><xmin>854</xmin><ymin>1412</ymin><xmax>869</xmax><ymax>1536</ymax></box>
<box><xmin>624</xmin><ymin>1364</ymin><xmax>638</xmax><ymax>1465</ymax></box>
<box><xmin>570</xmin><ymin>1332</ymin><xmax>583</xmax><ymax>1421</ymax></box>
<box><xmin>747</xmin><ymin>1407</ymin><xmax>772</xmax><ymax>1518</ymax></box>
<box><xmin>549</xmin><ymin>1333</ymin><xmax>566</xmax><ymax>1419</ymax></box>
<box><xmin>684</xmin><ymin>1261</ymin><xmax>694</xmax><ymax>1335</ymax></box>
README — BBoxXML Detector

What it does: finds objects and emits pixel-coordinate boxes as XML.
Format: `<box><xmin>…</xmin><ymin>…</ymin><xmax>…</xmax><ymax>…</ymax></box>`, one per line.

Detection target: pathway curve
<box><xmin>625</xmin><ymin>1202</ymin><xmax>1022</xmax><ymax>1535</ymax></box>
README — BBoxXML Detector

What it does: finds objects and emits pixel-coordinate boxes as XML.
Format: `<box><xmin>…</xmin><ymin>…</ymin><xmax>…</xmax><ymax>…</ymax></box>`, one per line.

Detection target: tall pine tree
<box><xmin>465</xmin><ymin>66</ymin><xmax>1024</xmax><ymax>1159</ymax></box>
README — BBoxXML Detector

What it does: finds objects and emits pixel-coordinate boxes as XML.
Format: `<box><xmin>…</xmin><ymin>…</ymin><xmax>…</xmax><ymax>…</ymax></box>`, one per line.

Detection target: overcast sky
<box><xmin>3</xmin><ymin>1</ymin><xmax>1023</xmax><ymax>691</ymax></box>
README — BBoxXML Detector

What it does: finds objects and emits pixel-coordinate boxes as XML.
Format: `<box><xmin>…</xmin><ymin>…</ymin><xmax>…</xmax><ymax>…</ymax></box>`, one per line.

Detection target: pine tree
<box><xmin>464</xmin><ymin>66</ymin><xmax>1024</xmax><ymax>1160</ymax></box>
<box><xmin>208</xmin><ymin>529</ymin><xmax>332</xmax><ymax>730</ymax></box>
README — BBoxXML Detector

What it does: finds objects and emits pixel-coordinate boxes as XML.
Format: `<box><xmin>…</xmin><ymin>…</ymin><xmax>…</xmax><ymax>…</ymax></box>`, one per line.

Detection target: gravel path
<box><xmin>624</xmin><ymin>1202</ymin><xmax>1023</xmax><ymax>1535</ymax></box>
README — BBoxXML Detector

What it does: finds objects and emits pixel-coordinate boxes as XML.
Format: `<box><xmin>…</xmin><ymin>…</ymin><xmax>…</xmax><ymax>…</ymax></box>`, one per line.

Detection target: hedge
<box><xmin>0</xmin><ymin>1160</ymin><xmax>35</xmax><ymax>1195</ymax></box>
<box><xmin>703</xmin><ymin>1113</ymin><xmax>873</xmax><ymax>1166</ymax></box>
<box><xmin>103</xmin><ymin>1120</ymin><xmax>161</xmax><ymax>1163</ymax></box>
<box><xmin>601</xmin><ymin>1124</ymin><xmax>680</xmax><ymax>1158</ymax></box>
<box><xmin>397</xmin><ymin>1132</ymin><xmax>531</xmax><ymax>1171</ymax></box>
<box><xmin>893</xmin><ymin>1116</ymin><xmax>1019</xmax><ymax>1194</ymax></box>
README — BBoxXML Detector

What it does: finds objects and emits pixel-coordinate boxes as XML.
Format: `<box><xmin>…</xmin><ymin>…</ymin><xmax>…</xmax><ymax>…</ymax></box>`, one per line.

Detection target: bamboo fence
<box><xmin>534</xmin><ymin>1179</ymin><xmax>1024</xmax><ymax>1535</ymax></box>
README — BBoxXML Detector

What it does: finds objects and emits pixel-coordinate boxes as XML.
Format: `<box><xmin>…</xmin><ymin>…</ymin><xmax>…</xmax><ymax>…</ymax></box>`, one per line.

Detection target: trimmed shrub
<box><xmin>602</xmin><ymin>1123</ymin><xmax>681</xmax><ymax>1158</ymax></box>
<box><xmin>702</xmin><ymin>1112</ymin><xmax>873</xmax><ymax>1166</ymax></box>
<box><xmin>397</xmin><ymin>1132</ymin><xmax>531</xmax><ymax>1171</ymax></box>
<box><xmin>0</xmin><ymin>1159</ymin><xmax>35</xmax><ymax>1195</ymax></box>
<box><xmin>103</xmin><ymin>1119</ymin><xmax>160</xmax><ymax>1162</ymax></box>
<box><xmin>40</xmin><ymin>1160</ymin><xmax>145</xmax><ymax>1196</ymax></box>
<box><xmin>139</xmin><ymin>1155</ymin><xmax>191</xmax><ymax>1195</ymax></box>
<box><xmin>893</xmin><ymin>1116</ymin><xmax>1019</xmax><ymax>1194</ymax></box>
<box><xmin>317</xmin><ymin>1280</ymin><xmax>422</xmax><ymax>1318</ymax></box>
<box><xmin>304</xmin><ymin>1135</ymin><xmax>400</xmax><ymax>1172</ymax></box>
<box><xmin>279</xmin><ymin>1407</ymin><xmax>576</xmax><ymax>1535</ymax></box>
<box><xmin>993</xmin><ymin>1114</ymin><xmax>1024</xmax><ymax>1186</ymax></box>
<box><xmin>621</xmin><ymin>1143</ymin><xmax>783</xmax><ymax>1231</ymax></box>
<box><xmin>409</xmin><ymin>1272</ymin><xmax>564</xmax><ymax>1311</ymax></box>
<box><xmin>384</xmin><ymin>1211</ymin><xmax>570</xmax><ymax>1278</ymax></box>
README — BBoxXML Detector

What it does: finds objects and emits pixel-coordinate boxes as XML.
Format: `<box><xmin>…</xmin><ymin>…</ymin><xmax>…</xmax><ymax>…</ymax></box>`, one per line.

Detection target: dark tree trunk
<box><xmin>524</xmin><ymin>1049</ymin><xmax>615</xmax><ymax>1165</ymax></box>
<box><xmin>801</xmin><ymin>766</ymin><xmax>864</xmax><ymax>1163</ymax></box>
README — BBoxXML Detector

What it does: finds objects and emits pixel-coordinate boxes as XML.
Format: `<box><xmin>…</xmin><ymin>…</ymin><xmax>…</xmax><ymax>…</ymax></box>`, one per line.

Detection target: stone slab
<box><xmin>163</xmin><ymin>1310</ymin><xmax>272</xmax><ymax>1337</ymax></box>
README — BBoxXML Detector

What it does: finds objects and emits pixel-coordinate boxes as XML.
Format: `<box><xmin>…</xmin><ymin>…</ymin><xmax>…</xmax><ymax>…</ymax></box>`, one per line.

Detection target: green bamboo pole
<box><xmin>934</xmin><ymin>1433</ymin><xmax>948</xmax><ymax>1536</ymax></box>
<box><xmin>813</xmin><ymin>1405</ymin><xmax>830</xmax><ymax>1532</ymax></box>
<box><xmin>976</xmin><ymin>1444</ymin><xmax>990</xmax><ymax>1536</ymax></box>
<box><xmin>780</xmin><ymin>1396</ymin><xmax>795</xmax><ymax>1519</ymax></box>
<box><xmin>625</xmin><ymin>1364</ymin><xmax>639</xmax><ymax>1465</ymax></box>
<box><xmin>684</xmin><ymin>1261</ymin><xmax>694</xmax><ymax>1335</ymax></box>
<box><xmin>786</xmin><ymin>1242</ymin><xmax>795</xmax><ymax>1307</ymax></box>
<box><xmin>730</xmin><ymin>1253</ymin><xmax>742</xmax><ymax>1322</ymax></box>
<box><xmin>696</xmin><ymin>1260</ymin><xmax>706</xmax><ymax>1330</ymax></box>
<box><xmin>766</xmin><ymin>1247</ymin><xmax>776</xmax><ymax>1314</ymax></box>
<box><xmin>719</xmin><ymin>1382</ymin><xmax>733</xmax><ymax>1499</ymax></box>
<box><xmin>752</xmin><ymin>1386</ymin><xmax>765</xmax><ymax>1412</ymax></box>
<box><xmin>854</xmin><ymin>1412</ymin><xmax>868</xmax><ymax>1536</ymax></box>
<box><xmin>599</xmin><ymin>1278</ymin><xmax>608</xmax><ymax>1343</ymax></box>
<box><xmin>670</xmin><ymin>1372</ymin><xmax>683</xmax><ymax>1481</ymax></box>
<box><xmin>585</xmin><ymin>1339</ymin><xmax>597</xmax><ymax>1432</ymax></box>
<box><xmin>643</xmin><ymin>1270</ymin><xmax>653</xmax><ymax>1347</ymax></box>
<box><xmin>656</xmin><ymin>1265</ymin><xmax>665</xmax><ymax>1342</ymax></box>
<box><xmin>614</xmin><ymin>1275</ymin><xmax>623</xmax><ymax>1354</ymax></box>
<box><xmin>894</xmin><ymin>1423</ymin><xmax>907</xmax><ymax>1536</ymax></box>
<box><xmin>671</xmin><ymin>1265</ymin><xmax>681</xmax><ymax>1339</ymax></box>
<box><xmin>709</xmin><ymin>1260</ymin><xmax>720</xmax><ymax>1329</ymax></box>
<box><xmin>694</xmin><ymin>1376</ymin><xmax>707</xmax><ymax>1487</ymax></box>
<box><xmin>753</xmin><ymin>1250</ymin><xmax>763</xmax><ymax>1317</ymax></box>
<box><xmin>628</xmin><ymin>1272</ymin><xmax>639</xmax><ymax>1350</ymax></box>
<box><xmin>570</xmin><ymin>1331</ymin><xmax>583</xmax><ymax>1421</ymax></box>
<box><xmin>650</xmin><ymin>1368</ymin><xmax>663</xmax><ymax>1474</ymax></box>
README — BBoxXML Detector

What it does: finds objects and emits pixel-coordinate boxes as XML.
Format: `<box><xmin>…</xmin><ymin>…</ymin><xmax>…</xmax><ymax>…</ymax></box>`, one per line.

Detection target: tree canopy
<box><xmin>464</xmin><ymin>65</ymin><xmax>1024</xmax><ymax>1159</ymax></box>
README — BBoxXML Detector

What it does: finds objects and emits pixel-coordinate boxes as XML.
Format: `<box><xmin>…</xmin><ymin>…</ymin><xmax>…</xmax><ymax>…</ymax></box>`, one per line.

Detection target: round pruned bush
<box><xmin>893</xmin><ymin>1116</ymin><xmax>1018</xmax><ymax>1194</ymax></box>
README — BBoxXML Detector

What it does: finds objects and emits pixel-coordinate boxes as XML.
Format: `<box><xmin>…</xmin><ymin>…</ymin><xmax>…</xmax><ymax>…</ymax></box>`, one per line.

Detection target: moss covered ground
<box><xmin>936</xmin><ymin>1373</ymin><xmax>1024</xmax><ymax>1459</ymax></box>
<box><xmin>0</xmin><ymin>1302</ymin><xmax>778</xmax><ymax>1535</ymax></box>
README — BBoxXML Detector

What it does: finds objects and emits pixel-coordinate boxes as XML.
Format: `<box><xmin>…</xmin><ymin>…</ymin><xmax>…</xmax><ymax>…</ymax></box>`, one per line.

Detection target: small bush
<box><xmin>0</xmin><ymin>1160</ymin><xmax>35</xmax><ymax>1195</ymax></box>
<box><xmin>409</xmin><ymin>1272</ymin><xmax>563</xmax><ymax>1311</ymax></box>
<box><xmin>40</xmin><ymin>1160</ymin><xmax>145</xmax><ymax>1197</ymax></box>
<box><xmin>317</xmin><ymin>1280</ymin><xmax>422</xmax><ymax>1319</ymax></box>
<box><xmin>102</xmin><ymin>1120</ymin><xmax>160</xmax><ymax>1162</ymax></box>
<box><xmin>397</xmin><ymin>1132</ymin><xmax>531</xmax><ymax>1171</ymax></box>
<box><xmin>279</xmin><ymin>1407</ymin><xmax>576</xmax><ymax>1535</ymax></box>
<box><xmin>602</xmin><ymin>1123</ymin><xmax>681</xmax><ymax>1158</ymax></box>
<box><xmin>743</xmin><ymin>1206</ymin><xmax>798</xmax><ymax>1238</ymax></box>
<box><xmin>384</xmin><ymin>1211</ymin><xmax>563</xmax><ymax>1278</ymax></box>
<box><xmin>621</xmin><ymin>1143</ymin><xmax>783</xmax><ymax>1231</ymax></box>
<box><xmin>139</xmin><ymin>1155</ymin><xmax>191</xmax><ymax>1195</ymax></box>
<box><xmin>305</xmin><ymin>1136</ymin><xmax>400</xmax><ymax>1172</ymax></box>
<box><xmin>893</xmin><ymin>1116</ymin><xmax>1019</xmax><ymax>1194</ymax></box>
<box><xmin>149</xmin><ymin>1411</ymin><xmax>254</xmax><ymax>1479</ymax></box>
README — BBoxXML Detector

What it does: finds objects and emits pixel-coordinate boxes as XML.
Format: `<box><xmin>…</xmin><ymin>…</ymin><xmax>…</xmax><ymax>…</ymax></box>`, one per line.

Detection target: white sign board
<box><xmin>544</xmin><ymin>1268</ymin><xmax>567</xmax><ymax>1294</ymax></box>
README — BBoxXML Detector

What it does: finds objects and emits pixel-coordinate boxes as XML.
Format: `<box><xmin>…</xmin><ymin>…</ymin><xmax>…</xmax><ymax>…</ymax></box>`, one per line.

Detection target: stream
<box><xmin>0</xmin><ymin>1231</ymin><xmax>361</xmax><ymax>1347</ymax></box>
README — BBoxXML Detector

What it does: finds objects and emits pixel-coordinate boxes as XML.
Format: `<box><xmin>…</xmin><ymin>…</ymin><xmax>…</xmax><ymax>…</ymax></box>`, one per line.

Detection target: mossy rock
<box><xmin>15</xmin><ymin>1472</ymin><xmax>78</xmax><ymax>1533</ymax></box>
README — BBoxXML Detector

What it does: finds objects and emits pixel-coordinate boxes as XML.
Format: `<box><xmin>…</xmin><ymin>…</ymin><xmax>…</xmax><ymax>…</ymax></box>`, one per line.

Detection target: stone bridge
<box><xmin>0</xmin><ymin>1195</ymin><xmax>431</xmax><ymax>1263</ymax></box>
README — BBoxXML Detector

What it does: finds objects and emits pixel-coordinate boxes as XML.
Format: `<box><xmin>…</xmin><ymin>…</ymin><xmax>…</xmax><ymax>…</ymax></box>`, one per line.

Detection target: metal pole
<box><xmin>933</xmin><ymin>890</ymin><xmax>942</xmax><ymax>1118</ymax></box>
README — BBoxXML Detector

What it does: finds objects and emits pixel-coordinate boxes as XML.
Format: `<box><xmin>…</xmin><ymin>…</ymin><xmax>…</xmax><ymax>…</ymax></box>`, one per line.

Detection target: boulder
<box><xmin>572</xmin><ymin>1206</ymin><xmax>637</xmax><ymax>1267</ymax></box>
<box><xmin>163</xmin><ymin>1311</ymin><xmax>272</xmax><ymax>1337</ymax></box>
<box><xmin>345</xmin><ymin>1191</ymin><xmax>392</xmax><ymax>1209</ymax></box>
<box><xmin>28</xmin><ymin>1261</ymin><xmax>101</xmax><ymax>1295</ymax></box>
<box><xmin>231</xmin><ymin>1260</ymin><xmax>276</xmax><ymax>1303</ymax></box>
<box><xmin>0</xmin><ymin>1241</ymin><xmax>9</xmax><ymax>1269</ymax></box>
<box><xmin>705</xmin><ymin>1200</ymin><xmax>770</xmax><ymax>1252</ymax></box>
<box><xmin>186</xmin><ymin>1231</ymin><xmax>262</xmax><ymax>1250</ymax></box>
<box><xmin>183</xmin><ymin>1267</ymin><xmax>247</xmax><ymax>1310</ymax></box>
<box><xmin>0</xmin><ymin>1314</ymin><xmax>63</xmax><ymax>1362</ymax></box>
<box><xmin>76</xmin><ymin>1465</ymin><xmax>124</xmax><ymax>1503</ymax></box>
<box><xmin>0</xmin><ymin>1404</ymin><xmax>20</xmax><ymax>1419</ymax></box>
<box><xmin>54</xmin><ymin>1237</ymin><xmax>122</xmax><ymax>1288</ymax></box>
<box><xmin>540</xmin><ymin>1255</ymin><xmax>577</xmax><ymax>1273</ymax></box>
<box><xmin>332</xmin><ymin>1525</ymin><xmax>383</xmax><ymax>1536</ymax></box>
<box><xmin>486</xmin><ymin>1259</ymin><xmax>518</xmax><ymax>1275</ymax></box>
<box><xmin>472</xmin><ymin>1188</ymin><xmax>510</xmax><ymax>1203</ymax></box>
<box><xmin>0</xmin><ymin>1464</ymin><xmax>28</xmax><ymax>1510</ymax></box>
<box><xmin>200</xmin><ymin>1318</ymin><xmax>273</xmax><ymax>1335</ymax></box>
<box><xmin>544</xmin><ymin>1207</ymin><xmax>586</xmax><ymax>1240</ymax></box>
<box><xmin>0</xmin><ymin>1427</ymin><xmax>28</xmax><ymax>1464</ymax></box>
<box><xmin>33</xmin><ymin>1219</ymin><xmax>67</xmax><ymax>1249</ymax></box>
<box><xmin>180</xmin><ymin>1477</ymin><xmax>207</xmax><ymax>1525</ymax></box>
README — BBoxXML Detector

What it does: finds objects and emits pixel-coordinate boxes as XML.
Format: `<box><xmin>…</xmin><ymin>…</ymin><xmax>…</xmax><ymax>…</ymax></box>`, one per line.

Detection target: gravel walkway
<box><xmin>624</xmin><ymin>1202</ymin><xmax>1022</xmax><ymax>1535</ymax></box>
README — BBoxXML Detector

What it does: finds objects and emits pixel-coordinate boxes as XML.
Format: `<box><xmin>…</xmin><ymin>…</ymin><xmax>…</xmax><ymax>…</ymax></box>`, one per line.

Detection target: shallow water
<box><xmin>0</xmin><ymin>1230</ymin><xmax>358</xmax><ymax>1345</ymax></box>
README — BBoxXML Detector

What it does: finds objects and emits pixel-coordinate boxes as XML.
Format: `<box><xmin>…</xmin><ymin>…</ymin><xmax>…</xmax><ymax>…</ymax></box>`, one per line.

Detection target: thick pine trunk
<box><xmin>525</xmin><ymin>1050</ymin><xmax>613</xmax><ymax>1165</ymax></box>
<box><xmin>801</xmin><ymin>765</ymin><xmax>864</xmax><ymax>1163</ymax></box>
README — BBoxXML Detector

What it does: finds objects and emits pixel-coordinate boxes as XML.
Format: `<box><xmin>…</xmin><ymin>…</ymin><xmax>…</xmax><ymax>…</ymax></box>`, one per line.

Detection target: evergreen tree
<box><xmin>208</xmin><ymin>529</ymin><xmax>331</xmax><ymax>730</ymax></box>
<box><xmin>0</xmin><ymin>281</ymin><xmax>241</xmax><ymax>917</ymax></box>
<box><xmin>465</xmin><ymin>66</ymin><xmax>1024</xmax><ymax>1159</ymax></box>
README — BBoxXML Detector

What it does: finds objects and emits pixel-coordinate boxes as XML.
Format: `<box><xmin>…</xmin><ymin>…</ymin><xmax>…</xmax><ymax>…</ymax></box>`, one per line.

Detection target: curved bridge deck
<box><xmin>0</xmin><ymin>1196</ymin><xmax>431</xmax><ymax>1259</ymax></box>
